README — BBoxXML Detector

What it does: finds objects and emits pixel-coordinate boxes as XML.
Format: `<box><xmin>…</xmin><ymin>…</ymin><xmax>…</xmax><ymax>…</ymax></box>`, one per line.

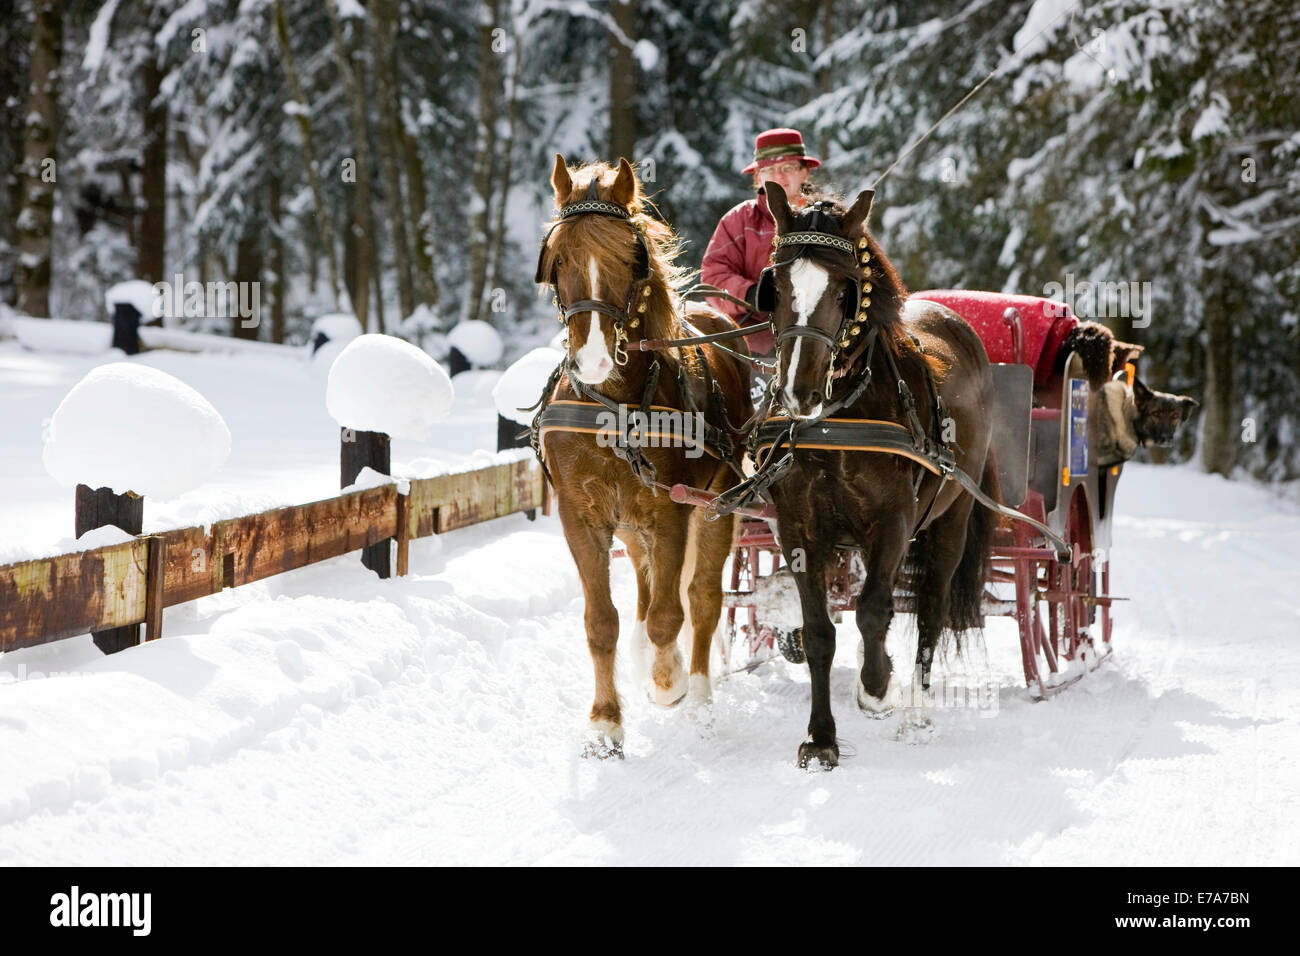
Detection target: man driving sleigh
<box><xmin>701</xmin><ymin>128</ymin><xmax>820</xmax><ymax>357</ymax></box>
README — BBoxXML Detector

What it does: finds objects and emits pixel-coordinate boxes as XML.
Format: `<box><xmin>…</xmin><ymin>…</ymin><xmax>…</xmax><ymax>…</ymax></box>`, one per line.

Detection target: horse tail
<box><xmin>946</xmin><ymin>450</ymin><xmax>1000</xmax><ymax>639</ymax></box>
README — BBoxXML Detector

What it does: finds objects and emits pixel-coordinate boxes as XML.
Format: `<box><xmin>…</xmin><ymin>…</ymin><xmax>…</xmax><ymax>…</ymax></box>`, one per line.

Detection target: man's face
<box><xmin>758</xmin><ymin>160</ymin><xmax>809</xmax><ymax>204</ymax></box>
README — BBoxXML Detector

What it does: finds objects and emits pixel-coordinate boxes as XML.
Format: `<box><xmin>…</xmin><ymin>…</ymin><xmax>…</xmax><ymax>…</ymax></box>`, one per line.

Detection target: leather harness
<box><xmin>527</xmin><ymin>182</ymin><xmax>743</xmax><ymax>494</ymax></box>
<box><xmin>525</xmin><ymin>181</ymin><xmax>1072</xmax><ymax>561</ymax></box>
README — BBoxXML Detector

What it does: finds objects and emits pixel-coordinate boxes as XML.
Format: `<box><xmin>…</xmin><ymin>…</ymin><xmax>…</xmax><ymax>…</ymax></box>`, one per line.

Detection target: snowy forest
<box><xmin>2</xmin><ymin>0</ymin><xmax>1298</xmax><ymax>479</ymax></box>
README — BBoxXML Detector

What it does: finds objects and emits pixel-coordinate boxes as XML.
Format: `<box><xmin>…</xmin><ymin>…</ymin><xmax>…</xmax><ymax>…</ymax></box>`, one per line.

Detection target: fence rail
<box><xmin>0</xmin><ymin>458</ymin><xmax>546</xmax><ymax>654</ymax></box>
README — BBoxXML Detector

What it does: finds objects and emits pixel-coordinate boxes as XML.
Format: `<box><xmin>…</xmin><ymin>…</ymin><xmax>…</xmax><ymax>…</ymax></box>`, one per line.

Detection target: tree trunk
<box><xmin>817</xmin><ymin>0</ymin><xmax>833</xmax><ymax>161</ymax></box>
<box><xmin>355</xmin><ymin>50</ymin><xmax>385</xmax><ymax>335</ymax></box>
<box><xmin>326</xmin><ymin>0</ymin><xmax>377</xmax><ymax>331</ymax></box>
<box><xmin>400</xmin><ymin>117</ymin><xmax>438</xmax><ymax>309</ymax></box>
<box><xmin>15</xmin><ymin>0</ymin><xmax>63</xmax><ymax>318</ymax></box>
<box><xmin>464</xmin><ymin>0</ymin><xmax>501</xmax><ymax>324</ymax></box>
<box><xmin>370</xmin><ymin>0</ymin><xmax>414</xmax><ymax>322</ymax></box>
<box><xmin>304</xmin><ymin>209</ymin><xmax>318</xmax><ymax>297</ymax></box>
<box><xmin>609</xmin><ymin>0</ymin><xmax>637</xmax><ymax>162</ymax></box>
<box><xmin>269</xmin><ymin>171</ymin><xmax>286</xmax><ymax>344</ymax></box>
<box><xmin>233</xmin><ymin>212</ymin><xmax>262</xmax><ymax>340</ymax></box>
<box><xmin>344</xmin><ymin>187</ymin><xmax>359</xmax><ymax>312</ymax></box>
<box><xmin>1199</xmin><ymin>193</ymin><xmax>1236</xmax><ymax>476</ymax></box>
<box><xmin>487</xmin><ymin>25</ymin><xmax>521</xmax><ymax>306</ymax></box>
<box><xmin>138</xmin><ymin>0</ymin><xmax>167</xmax><ymax>284</ymax></box>
<box><xmin>274</xmin><ymin>0</ymin><xmax>340</xmax><ymax>310</ymax></box>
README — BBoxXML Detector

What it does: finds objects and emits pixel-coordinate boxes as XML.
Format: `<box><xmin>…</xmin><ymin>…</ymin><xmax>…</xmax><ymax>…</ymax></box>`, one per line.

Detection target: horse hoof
<box><xmin>582</xmin><ymin>720</ymin><xmax>625</xmax><ymax>759</ymax></box>
<box><xmin>681</xmin><ymin>674</ymin><xmax>714</xmax><ymax>723</ymax></box>
<box><xmin>797</xmin><ymin>737</ymin><xmax>839</xmax><ymax>771</ymax></box>
<box><xmin>648</xmin><ymin>653</ymin><xmax>688</xmax><ymax>707</ymax></box>
<box><xmin>856</xmin><ymin>673</ymin><xmax>900</xmax><ymax>718</ymax></box>
<box><xmin>647</xmin><ymin>685</ymin><xmax>688</xmax><ymax>707</ymax></box>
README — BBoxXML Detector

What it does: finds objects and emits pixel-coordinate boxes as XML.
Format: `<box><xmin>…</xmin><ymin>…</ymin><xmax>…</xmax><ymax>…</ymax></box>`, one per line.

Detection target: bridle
<box><xmin>756</xmin><ymin>201</ymin><xmax>876</xmax><ymax>396</ymax></box>
<box><xmin>534</xmin><ymin>177</ymin><xmax>655</xmax><ymax>367</ymax></box>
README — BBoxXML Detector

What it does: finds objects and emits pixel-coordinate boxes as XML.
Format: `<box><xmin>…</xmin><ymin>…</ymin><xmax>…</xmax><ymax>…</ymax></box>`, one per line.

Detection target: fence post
<box><xmin>75</xmin><ymin>483</ymin><xmax>144</xmax><ymax>653</ymax></box>
<box><xmin>340</xmin><ymin>427</ymin><xmax>392</xmax><ymax>578</ymax></box>
<box><xmin>395</xmin><ymin>490</ymin><xmax>410</xmax><ymax>577</ymax></box>
<box><xmin>497</xmin><ymin>413</ymin><xmax>537</xmax><ymax>521</ymax></box>
<box><xmin>143</xmin><ymin>534</ymin><xmax>166</xmax><ymax>642</ymax></box>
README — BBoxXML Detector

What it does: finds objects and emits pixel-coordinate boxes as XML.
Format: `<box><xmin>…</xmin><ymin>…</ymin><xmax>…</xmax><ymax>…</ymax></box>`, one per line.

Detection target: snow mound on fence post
<box><xmin>493</xmin><ymin>347</ymin><xmax>563</xmax><ymax>425</ymax></box>
<box><xmin>309</xmin><ymin>313</ymin><xmax>364</xmax><ymax>345</ymax></box>
<box><xmin>446</xmin><ymin>320</ymin><xmax>504</xmax><ymax>367</ymax></box>
<box><xmin>105</xmin><ymin>280</ymin><xmax>165</xmax><ymax>320</ymax></box>
<box><xmin>325</xmin><ymin>333</ymin><xmax>454</xmax><ymax>440</ymax></box>
<box><xmin>42</xmin><ymin>362</ymin><xmax>231</xmax><ymax>499</ymax></box>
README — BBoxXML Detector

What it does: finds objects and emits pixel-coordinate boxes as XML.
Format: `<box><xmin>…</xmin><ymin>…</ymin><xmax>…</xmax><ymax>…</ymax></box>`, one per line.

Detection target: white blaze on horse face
<box><xmin>573</xmin><ymin>256</ymin><xmax>614</xmax><ymax>384</ymax></box>
<box><xmin>782</xmin><ymin>258</ymin><xmax>830</xmax><ymax>418</ymax></box>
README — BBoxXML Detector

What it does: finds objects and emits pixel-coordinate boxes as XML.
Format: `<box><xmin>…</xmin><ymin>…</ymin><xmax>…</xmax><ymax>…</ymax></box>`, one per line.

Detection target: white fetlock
<box><xmin>627</xmin><ymin>619</ymin><xmax>653</xmax><ymax>685</ymax></box>
<box><xmin>856</xmin><ymin>672</ymin><xmax>901</xmax><ymax>717</ymax></box>
<box><xmin>582</xmin><ymin>719</ymin><xmax>625</xmax><ymax>759</ymax></box>
<box><xmin>682</xmin><ymin>673</ymin><xmax>714</xmax><ymax>727</ymax></box>
<box><xmin>648</xmin><ymin>646</ymin><xmax>688</xmax><ymax>706</ymax></box>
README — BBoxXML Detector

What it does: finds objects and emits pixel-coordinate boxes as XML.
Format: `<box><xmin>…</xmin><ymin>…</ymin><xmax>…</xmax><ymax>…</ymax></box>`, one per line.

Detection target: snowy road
<box><xmin>2</xmin><ymin>341</ymin><xmax>1296</xmax><ymax>865</ymax></box>
<box><xmin>2</xmin><ymin>464</ymin><xmax>1297</xmax><ymax>865</ymax></box>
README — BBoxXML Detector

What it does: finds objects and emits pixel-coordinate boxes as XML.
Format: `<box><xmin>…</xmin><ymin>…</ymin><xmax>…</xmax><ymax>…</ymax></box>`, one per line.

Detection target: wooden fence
<box><xmin>0</xmin><ymin>458</ymin><xmax>546</xmax><ymax>654</ymax></box>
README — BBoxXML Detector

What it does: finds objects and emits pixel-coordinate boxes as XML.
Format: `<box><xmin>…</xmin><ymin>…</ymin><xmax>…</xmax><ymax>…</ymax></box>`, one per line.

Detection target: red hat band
<box><xmin>742</xmin><ymin>128</ymin><xmax>822</xmax><ymax>175</ymax></box>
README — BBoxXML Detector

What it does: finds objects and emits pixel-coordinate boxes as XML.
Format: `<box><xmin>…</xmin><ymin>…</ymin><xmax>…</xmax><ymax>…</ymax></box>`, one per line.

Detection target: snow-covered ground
<box><xmin>1</xmin><ymin>339</ymin><xmax>1298</xmax><ymax>865</ymax></box>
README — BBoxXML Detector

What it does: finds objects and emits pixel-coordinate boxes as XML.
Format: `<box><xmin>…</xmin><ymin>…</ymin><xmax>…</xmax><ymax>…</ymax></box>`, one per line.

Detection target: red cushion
<box><xmin>910</xmin><ymin>290</ymin><xmax>1079</xmax><ymax>386</ymax></box>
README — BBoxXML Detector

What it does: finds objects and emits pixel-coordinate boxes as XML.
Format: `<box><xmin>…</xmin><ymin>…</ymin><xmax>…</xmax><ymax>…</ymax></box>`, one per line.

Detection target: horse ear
<box><xmin>842</xmin><ymin>188</ymin><xmax>875</xmax><ymax>234</ymax></box>
<box><xmin>611</xmin><ymin>157</ymin><xmax>637</xmax><ymax>207</ymax></box>
<box><xmin>551</xmin><ymin>154</ymin><xmax>573</xmax><ymax>208</ymax></box>
<box><xmin>766</xmin><ymin>181</ymin><xmax>792</xmax><ymax>234</ymax></box>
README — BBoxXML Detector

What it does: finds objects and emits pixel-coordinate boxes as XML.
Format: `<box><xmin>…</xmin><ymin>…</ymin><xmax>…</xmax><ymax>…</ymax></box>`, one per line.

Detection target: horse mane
<box><xmin>540</xmin><ymin>161</ymin><xmax>697</xmax><ymax>372</ymax></box>
<box><xmin>784</xmin><ymin>190</ymin><xmax>948</xmax><ymax>380</ymax></box>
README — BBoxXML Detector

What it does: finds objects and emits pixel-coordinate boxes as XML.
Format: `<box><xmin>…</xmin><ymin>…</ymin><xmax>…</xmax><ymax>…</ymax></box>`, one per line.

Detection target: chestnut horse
<box><xmin>535</xmin><ymin>156</ymin><xmax>753</xmax><ymax>757</ymax></box>
<box><xmin>757</xmin><ymin>183</ymin><xmax>998</xmax><ymax>769</ymax></box>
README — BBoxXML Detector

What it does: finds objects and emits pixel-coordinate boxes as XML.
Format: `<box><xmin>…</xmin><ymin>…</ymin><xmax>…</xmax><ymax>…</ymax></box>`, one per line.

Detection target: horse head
<box><xmin>763</xmin><ymin>182</ymin><xmax>899</xmax><ymax>419</ymax></box>
<box><xmin>538</xmin><ymin>154</ymin><xmax>676</xmax><ymax>388</ymax></box>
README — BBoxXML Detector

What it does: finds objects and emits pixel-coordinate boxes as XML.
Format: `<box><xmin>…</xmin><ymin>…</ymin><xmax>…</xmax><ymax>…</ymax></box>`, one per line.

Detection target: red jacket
<box><xmin>701</xmin><ymin>191</ymin><xmax>776</xmax><ymax>355</ymax></box>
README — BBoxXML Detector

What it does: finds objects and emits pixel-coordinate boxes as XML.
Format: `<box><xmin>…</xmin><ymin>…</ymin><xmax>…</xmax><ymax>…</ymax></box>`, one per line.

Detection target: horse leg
<box><xmin>789</xmin><ymin>542</ymin><xmax>838</xmax><ymax>769</ymax></box>
<box><xmin>855</xmin><ymin>512</ymin><xmax>911</xmax><ymax>717</ymax></box>
<box><xmin>683</xmin><ymin>508</ymin><xmax>735</xmax><ymax>710</ymax></box>
<box><xmin>619</xmin><ymin>531</ymin><xmax>653</xmax><ymax>681</ymax></box>
<box><xmin>560</xmin><ymin>509</ymin><xmax>623</xmax><ymax>757</ymax></box>
<box><xmin>905</xmin><ymin>492</ymin><xmax>978</xmax><ymax>738</ymax></box>
<box><xmin>645</xmin><ymin>507</ymin><xmax>690</xmax><ymax>706</ymax></box>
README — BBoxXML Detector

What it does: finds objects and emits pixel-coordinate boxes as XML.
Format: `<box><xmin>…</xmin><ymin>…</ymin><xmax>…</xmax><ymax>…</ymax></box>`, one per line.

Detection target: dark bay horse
<box><xmin>535</xmin><ymin>156</ymin><xmax>753</xmax><ymax>757</ymax></box>
<box><xmin>758</xmin><ymin>182</ymin><xmax>998</xmax><ymax>769</ymax></box>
